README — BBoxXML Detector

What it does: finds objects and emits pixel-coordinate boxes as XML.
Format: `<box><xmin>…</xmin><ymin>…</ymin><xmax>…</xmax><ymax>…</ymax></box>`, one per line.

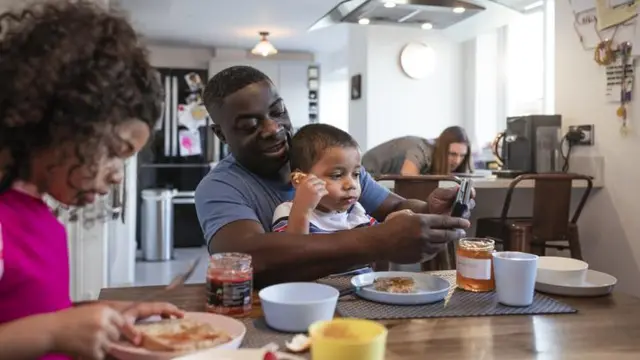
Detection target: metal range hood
<box><xmin>309</xmin><ymin>0</ymin><xmax>486</xmax><ymax>31</ymax></box>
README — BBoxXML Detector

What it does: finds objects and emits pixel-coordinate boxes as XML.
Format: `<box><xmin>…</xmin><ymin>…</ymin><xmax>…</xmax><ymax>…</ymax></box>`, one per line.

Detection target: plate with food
<box><xmin>174</xmin><ymin>348</ymin><xmax>305</xmax><ymax>360</ymax></box>
<box><xmin>350</xmin><ymin>271</ymin><xmax>451</xmax><ymax>305</ymax></box>
<box><xmin>109</xmin><ymin>312</ymin><xmax>246</xmax><ymax>360</ymax></box>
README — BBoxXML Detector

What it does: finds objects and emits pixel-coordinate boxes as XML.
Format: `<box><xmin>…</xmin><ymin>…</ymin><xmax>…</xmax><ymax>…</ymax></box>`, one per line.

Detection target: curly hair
<box><xmin>0</xmin><ymin>1</ymin><xmax>163</xmax><ymax>222</ymax></box>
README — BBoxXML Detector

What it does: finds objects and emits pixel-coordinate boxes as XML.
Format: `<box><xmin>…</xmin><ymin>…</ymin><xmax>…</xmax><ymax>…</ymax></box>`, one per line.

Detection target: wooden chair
<box><xmin>475</xmin><ymin>173</ymin><xmax>593</xmax><ymax>259</ymax></box>
<box><xmin>375</xmin><ymin>174</ymin><xmax>462</xmax><ymax>271</ymax></box>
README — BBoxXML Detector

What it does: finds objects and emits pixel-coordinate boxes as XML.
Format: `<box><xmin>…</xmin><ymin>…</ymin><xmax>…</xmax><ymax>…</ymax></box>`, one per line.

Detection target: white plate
<box><xmin>109</xmin><ymin>312</ymin><xmax>246</xmax><ymax>360</ymax></box>
<box><xmin>174</xmin><ymin>348</ymin><xmax>305</xmax><ymax>360</ymax></box>
<box><xmin>351</xmin><ymin>271</ymin><xmax>451</xmax><ymax>305</ymax></box>
<box><xmin>535</xmin><ymin>269</ymin><xmax>617</xmax><ymax>297</ymax></box>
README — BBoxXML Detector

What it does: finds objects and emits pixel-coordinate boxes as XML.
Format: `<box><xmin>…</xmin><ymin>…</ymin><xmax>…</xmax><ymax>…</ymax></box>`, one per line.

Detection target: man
<box><xmin>196</xmin><ymin>66</ymin><xmax>472</xmax><ymax>288</ymax></box>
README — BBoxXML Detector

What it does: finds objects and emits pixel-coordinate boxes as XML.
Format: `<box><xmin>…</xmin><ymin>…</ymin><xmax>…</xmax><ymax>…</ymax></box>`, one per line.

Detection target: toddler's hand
<box><xmin>50</xmin><ymin>304</ymin><xmax>126</xmax><ymax>360</ymax></box>
<box><xmin>292</xmin><ymin>174</ymin><xmax>328</xmax><ymax>212</ymax></box>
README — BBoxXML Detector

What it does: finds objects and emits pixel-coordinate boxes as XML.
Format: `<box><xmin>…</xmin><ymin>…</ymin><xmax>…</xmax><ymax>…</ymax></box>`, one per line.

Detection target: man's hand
<box><xmin>383</xmin><ymin>212</ymin><xmax>470</xmax><ymax>264</ymax></box>
<box><xmin>427</xmin><ymin>186</ymin><xmax>476</xmax><ymax>217</ymax></box>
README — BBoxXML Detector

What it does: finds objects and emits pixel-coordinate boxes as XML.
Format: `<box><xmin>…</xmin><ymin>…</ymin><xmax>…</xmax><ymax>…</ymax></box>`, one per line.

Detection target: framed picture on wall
<box><xmin>308</xmin><ymin>79</ymin><xmax>319</xmax><ymax>91</ymax></box>
<box><xmin>308</xmin><ymin>66</ymin><xmax>320</xmax><ymax>79</ymax></box>
<box><xmin>351</xmin><ymin>74</ymin><xmax>362</xmax><ymax>100</ymax></box>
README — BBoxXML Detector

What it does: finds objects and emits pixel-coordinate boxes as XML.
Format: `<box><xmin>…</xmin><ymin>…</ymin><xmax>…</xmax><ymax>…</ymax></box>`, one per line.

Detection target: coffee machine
<box><xmin>492</xmin><ymin>115</ymin><xmax>562</xmax><ymax>175</ymax></box>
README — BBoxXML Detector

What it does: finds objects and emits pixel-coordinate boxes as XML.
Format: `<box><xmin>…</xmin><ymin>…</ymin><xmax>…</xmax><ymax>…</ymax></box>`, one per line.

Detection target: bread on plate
<box><xmin>135</xmin><ymin>318</ymin><xmax>232</xmax><ymax>352</ymax></box>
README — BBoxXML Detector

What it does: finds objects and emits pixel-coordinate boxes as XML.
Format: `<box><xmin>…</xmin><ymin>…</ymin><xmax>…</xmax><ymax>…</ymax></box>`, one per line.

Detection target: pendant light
<box><xmin>251</xmin><ymin>31</ymin><xmax>278</xmax><ymax>57</ymax></box>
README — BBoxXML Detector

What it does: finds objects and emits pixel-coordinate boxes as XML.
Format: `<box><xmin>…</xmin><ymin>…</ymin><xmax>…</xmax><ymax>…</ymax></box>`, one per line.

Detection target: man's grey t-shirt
<box><xmin>362</xmin><ymin>136</ymin><xmax>434</xmax><ymax>176</ymax></box>
<box><xmin>195</xmin><ymin>155</ymin><xmax>390</xmax><ymax>243</ymax></box>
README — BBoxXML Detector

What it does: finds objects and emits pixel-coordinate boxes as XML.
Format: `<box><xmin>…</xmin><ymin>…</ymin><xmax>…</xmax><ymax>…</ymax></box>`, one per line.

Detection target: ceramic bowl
<box><xmin>259</xmin><ymin>282</ymin><xmax>338</xmax><ymax>333</ymax></box>
<box><xmin>536</xmin><ymin>256</ymin><xmax>588</xmax><ymax>285</ymax></box>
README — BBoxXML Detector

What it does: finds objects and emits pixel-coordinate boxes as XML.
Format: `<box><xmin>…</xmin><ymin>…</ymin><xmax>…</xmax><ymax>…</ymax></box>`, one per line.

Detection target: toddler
<box><xmin>271</xmin><ymin>124</ymin><xmax>410</xmax><ymax>274</ymax></box>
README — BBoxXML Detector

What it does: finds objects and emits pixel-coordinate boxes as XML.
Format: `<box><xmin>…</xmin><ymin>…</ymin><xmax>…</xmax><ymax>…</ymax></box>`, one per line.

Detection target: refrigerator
<box><xmin>137</xmin><ymin>67</ymin><xmax>221</xmax><ymax>249</ymax></box>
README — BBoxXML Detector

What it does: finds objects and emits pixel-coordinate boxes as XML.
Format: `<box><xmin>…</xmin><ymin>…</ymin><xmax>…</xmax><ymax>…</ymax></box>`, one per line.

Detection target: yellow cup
<box><xmin>309</xmin><ymin>318</ymin><xmax>388</xmax><ymax>360</ymax></box>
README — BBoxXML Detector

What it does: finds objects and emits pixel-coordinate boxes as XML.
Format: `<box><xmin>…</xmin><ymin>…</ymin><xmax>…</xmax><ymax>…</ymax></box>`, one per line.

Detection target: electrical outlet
<box><xmin>568</xmin><ymin>125</ymin><xmax>594</xmax><ymax>145</ymax></box>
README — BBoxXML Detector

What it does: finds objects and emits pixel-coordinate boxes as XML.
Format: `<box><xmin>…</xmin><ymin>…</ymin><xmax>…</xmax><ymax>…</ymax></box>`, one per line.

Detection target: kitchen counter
<box><xmin>378</xmin><ymin>175</ymin><xmax>603</xmax><ymax>190</ymax></box>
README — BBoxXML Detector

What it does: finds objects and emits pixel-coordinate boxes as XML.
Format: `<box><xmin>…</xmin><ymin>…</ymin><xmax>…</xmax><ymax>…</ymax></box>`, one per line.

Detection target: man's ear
<box><xmin>211</xmin><ymin>124</ymin><xmax>226</xmax><ymax>144</ymax></box>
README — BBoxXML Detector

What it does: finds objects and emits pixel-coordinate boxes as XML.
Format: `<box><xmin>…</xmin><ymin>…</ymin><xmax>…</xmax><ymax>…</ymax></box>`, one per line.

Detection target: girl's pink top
<box><xmin>0</xmin><ymin>189</ymin><xmax>72</xmax><ymax>360</ymax></box>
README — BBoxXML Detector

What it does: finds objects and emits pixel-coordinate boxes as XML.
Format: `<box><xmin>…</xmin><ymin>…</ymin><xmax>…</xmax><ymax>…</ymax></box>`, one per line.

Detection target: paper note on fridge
<box><xmin>178</xmin><ymin>129</ymin><xmax>202</xmax><ymax>157</ymax></box>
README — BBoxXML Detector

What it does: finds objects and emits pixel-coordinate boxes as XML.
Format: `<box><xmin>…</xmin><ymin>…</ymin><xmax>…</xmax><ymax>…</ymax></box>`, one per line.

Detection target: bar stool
<box><xmin>475</xmin><ymin>173</ymin><xmax>593</xmax><ymax>259</ymax></box>
<box><xmin>375</xmin><ymin>174</ymin><xmax>462</xmax><ymax>271</ymax></box>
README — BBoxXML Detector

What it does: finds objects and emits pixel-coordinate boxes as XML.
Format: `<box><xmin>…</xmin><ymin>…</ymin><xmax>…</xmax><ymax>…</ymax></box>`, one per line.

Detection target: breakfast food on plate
<box><xmin>134</xmin><ymin>318</ymin><xmax>232</xmax><ymax>352</ymax></box>
<box><xmin>285</xmin><ymin>334</ymin><xmax>311</xmax><ymax>353</ymax></box>
<box><xmin>290</xmin><ymin>171</ymin><xmax>307</xmax><ymax>185</ymax></box>
<box><xmin>373</xmin><ymin>276</ymin><xmax>416</xmax><ymax>293</ymax></box>
<box><xmin>173</xmin><ymin>348</ymin><xmax>303</xmax><ymax>360</ymax></box>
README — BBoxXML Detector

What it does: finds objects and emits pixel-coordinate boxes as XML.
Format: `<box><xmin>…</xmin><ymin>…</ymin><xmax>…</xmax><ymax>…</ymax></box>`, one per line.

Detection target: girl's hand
<box><xmin>50</xmin><ymin>304</ymin><xmax>126</xmax><ymax>360</ymax></box>
<box><xmin>108</xmin><ymin>301</ymin><xmax>185</xmax><ymax>345</ymax></box>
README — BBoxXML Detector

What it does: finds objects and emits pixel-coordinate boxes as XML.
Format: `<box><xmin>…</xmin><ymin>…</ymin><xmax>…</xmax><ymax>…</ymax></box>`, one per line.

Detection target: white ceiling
<box><xmin>113</xmin><ymin>0</ymin><xmax>349</xmax><ymax>53</ymax></box>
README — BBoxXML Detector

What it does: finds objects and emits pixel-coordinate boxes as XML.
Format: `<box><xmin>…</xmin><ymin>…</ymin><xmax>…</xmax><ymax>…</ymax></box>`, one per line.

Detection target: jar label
<box><xmin>457</xmin><ymin>256</ymin><xmax>492</xmax><ymax>280</ymax></box>
<box><xmin>207</xmin><ymin>278</ymin><xmax>253</xmax><ymax>310</ymax></box>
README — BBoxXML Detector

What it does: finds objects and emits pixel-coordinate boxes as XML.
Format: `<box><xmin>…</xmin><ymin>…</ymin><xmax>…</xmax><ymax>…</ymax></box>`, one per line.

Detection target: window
<box><xmin>474</xmin><ymin>31</ymin><xmax>499</xmax><ymax>148</ymax></box>
<box><xmin>505</xmin><ymin>11</ymin><xmax>545</xmax><ymax>116</ymax></box>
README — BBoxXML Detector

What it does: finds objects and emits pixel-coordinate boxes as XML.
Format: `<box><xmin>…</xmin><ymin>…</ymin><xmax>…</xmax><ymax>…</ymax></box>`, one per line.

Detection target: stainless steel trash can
<box><xmin>141</xmin><ymin>189</ymin><xmax>176</xmax><ymax>262</ymax></box>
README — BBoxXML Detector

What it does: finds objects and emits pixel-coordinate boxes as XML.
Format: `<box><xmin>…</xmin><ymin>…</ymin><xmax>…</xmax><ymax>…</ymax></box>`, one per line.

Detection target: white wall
<box><xmin>316</xmin><ymin>49</ymin><xmax>349</xmax><ymax>131</ymax></box>
<box><xmin>556</xmin><ymin>0</ymin><xmax>640</xmax><ymax>296</ymax></box>
<box><xmin>348</xmin><ymin>25</ymin><xmax>463</xmax><ymax>151</ymax></box>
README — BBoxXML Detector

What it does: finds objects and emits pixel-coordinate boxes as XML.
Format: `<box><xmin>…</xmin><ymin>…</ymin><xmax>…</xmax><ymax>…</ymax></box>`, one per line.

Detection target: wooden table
<box><xmin>100</xmin><ymin>284</ymin><xmax>640</xmax><ymax>359</ymax></box>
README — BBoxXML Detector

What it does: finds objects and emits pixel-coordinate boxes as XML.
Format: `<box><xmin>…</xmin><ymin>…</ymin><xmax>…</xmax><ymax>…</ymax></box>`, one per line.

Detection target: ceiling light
<box><xmin>358</xmin><ymin>18</ymin><xmax>370</xmax><ymax>25</ymax></box>
<box><xmin>421</xmin><ymin>22</ymin><xmax>433</xmax><ymax>30</ymax></box>
<box><xmin>251</xmin><ymin>31</ymin><xmax>278</xmax><ymax>57</ymax></box>
<box><xmin>384</xmin><ymin>1</ymin><xmax>397</xmax><ymax>7</ymax></box>
<box><xmin>524</xmin><ymin>0</ymin><xmax>544</xmax><ymax>10</ymax></box>
<box><xmin>452</xmin><ymin>7</ymin><xmax>465</xmax><ymax>13</ymax></box>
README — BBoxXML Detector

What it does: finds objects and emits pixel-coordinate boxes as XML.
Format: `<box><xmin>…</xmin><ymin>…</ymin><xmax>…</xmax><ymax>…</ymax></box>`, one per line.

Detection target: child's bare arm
<box><xmin>0</xmin><ymin>313</ymin><xmax>57</xmax><ymax>360</ymax></box>
<box><xmin>286</xmin><ymin>205</ymin><xmax>311</xmax><ymax>234</ymax></box>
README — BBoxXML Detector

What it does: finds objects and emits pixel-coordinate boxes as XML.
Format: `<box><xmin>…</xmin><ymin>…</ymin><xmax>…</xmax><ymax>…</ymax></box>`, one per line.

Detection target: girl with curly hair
<box><xmin>0</xmin><ymin>1</ymin><xmax>184</xmax><ymax>359</ymax></box>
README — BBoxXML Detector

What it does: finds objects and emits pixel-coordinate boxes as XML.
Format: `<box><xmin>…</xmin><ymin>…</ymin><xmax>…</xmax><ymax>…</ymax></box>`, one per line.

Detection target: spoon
<box><xmin>120</xmin><ymin>257</ymin><xmax>202</xmax><ymax>313</ymax></box>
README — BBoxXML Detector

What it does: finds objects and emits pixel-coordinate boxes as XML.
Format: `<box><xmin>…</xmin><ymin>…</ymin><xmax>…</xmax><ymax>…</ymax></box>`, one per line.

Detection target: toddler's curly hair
<box><xmin>0</xmin><ymin>0</ymin><xmax>163</xmax><ymax>192</ymax></box>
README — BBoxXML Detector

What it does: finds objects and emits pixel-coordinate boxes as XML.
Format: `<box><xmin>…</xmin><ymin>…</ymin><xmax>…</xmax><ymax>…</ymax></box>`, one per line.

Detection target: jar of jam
<box><xmin>206</xmin><ymin>253</ymin><xmax>253</xmax><ymax>317</ymax></box>
<box><xmin>456</xmin><ymin>238</ymin><xmax>495</xmax><ymax>292</ymax></box>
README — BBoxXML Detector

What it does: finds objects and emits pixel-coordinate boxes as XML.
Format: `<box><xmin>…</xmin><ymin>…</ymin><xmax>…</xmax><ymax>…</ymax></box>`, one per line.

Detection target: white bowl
<box><xmin>535</xmin><ymin>269</ymin><xmax>617</xmax><ymax>297</ymax></box>
<box><xmin>109</xmin><ymin>312</ymin><xmax>246</xmax><ymax>360</ymax></box>
<box><xmin>537</xmin><ymin>256</ymin><xmax>588</xmax><ymax>285</ymax></box>
<box><xmin>259</xmin><ymin>282</ymin><xmax>338</xmax><ymax>333</ymax></box>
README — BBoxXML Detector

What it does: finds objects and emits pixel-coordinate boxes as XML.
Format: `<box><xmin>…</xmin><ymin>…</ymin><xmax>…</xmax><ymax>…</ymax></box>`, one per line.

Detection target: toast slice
<box><xmin>373</xmin><ymin>276</ymin><xmax>416</xmax><ymax>293</ymax></box>
<box><xmin>135</xmin><ymin>318</ymin><xmax>232</xmax><ymax>352</ymax></box>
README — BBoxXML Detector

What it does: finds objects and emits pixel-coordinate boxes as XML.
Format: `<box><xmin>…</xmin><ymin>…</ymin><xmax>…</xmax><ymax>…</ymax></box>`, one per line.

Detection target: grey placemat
<box><xmin>240</xmin><ymin>317</ymin><xmax>311</xmax><ymax>359</ymax></box>
<box><xmin>317</xmin><ymin>270</ymin><xmax>577</xmax><ymax>320</ymax></box>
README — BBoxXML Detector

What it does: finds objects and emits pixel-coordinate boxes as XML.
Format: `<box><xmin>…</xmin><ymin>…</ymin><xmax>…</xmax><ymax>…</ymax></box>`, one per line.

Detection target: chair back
<box><xmin>500</xmin><ymin>173</ymin><xmax>593</xmax><ymax>242</ymax></box>
<box><xmin>375</xmin><ymin>175</ymin><xmax>463</xmax><ymax>270</ymax></box>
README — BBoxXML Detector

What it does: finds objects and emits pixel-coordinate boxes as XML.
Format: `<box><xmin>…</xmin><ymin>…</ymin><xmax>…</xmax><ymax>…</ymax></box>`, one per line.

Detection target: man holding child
<box><xmin>195</xmin><ymin>66</ymin><xmax>471</xmax><ymax>288</ymax></box>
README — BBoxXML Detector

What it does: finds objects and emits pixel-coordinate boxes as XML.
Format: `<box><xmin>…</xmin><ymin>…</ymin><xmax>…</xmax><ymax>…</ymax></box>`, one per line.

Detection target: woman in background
<box><xmin>362</xmin><ymin>126</ymin><xmax>473</xmax><ymax>176</ymax></box>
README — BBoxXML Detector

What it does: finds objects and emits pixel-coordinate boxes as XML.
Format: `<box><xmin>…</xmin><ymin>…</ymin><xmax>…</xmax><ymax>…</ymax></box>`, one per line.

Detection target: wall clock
<box><xmin>399</xmin><ymin>42</ymin><xmax>436</xmax><ymax>80</ymax></box>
